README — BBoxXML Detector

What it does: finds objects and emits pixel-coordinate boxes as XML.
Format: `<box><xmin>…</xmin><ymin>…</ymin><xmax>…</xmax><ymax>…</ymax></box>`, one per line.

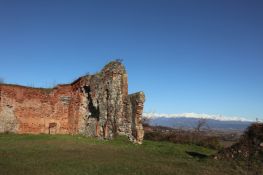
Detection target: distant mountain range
<box><xmin>143</xmin><ymin>113</ymin><xmax>259</xmax><ymax>131</ymax></box>
<box><xmin>148</xmin><ymin>117</ymin><xmax>253</xmax><ymax>131</ymax></box>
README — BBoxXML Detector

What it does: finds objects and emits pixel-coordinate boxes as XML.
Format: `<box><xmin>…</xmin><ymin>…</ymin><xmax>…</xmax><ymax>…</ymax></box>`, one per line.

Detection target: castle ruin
<box><xmin>0</xmin><ymin>61</ymin><xmax>145</xmax><ymax>144</ymax></box>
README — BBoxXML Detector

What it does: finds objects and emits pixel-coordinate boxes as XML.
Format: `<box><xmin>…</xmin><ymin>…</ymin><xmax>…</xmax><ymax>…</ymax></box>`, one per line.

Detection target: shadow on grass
<box><xmin>186</xmin><ymin>151</ymin><xmax>209</xmax><ymax>159</ymax></box>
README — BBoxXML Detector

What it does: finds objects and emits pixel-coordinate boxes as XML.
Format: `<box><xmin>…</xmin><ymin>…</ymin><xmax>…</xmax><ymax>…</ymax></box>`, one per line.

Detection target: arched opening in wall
<box><xmin>49</xmin><ymin>123</ymin><xmax>57</xmax><ymax>134</ymax></box>
<box><xmin>83</xmin><ymin>86</ymin><xmax>100</xmax><ymax>136</ymax></box>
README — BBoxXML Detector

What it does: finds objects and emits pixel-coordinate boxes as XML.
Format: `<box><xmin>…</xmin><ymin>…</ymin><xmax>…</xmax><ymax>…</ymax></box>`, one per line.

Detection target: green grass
<box><xmin>0</xmin><ymin>134</ymin><xmax>247</xmax><ymax>175</ymax></box>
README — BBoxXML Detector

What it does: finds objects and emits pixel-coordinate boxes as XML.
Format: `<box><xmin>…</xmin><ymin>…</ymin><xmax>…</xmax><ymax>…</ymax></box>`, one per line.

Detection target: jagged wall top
<box><xmin>71</xmin><ymin>61</ymin><xmax>126</xmax><ymax>86</ymax></box>
<box><xmin>0</xmin><ymin>60</ymin><xmax>145</xmax><ymax>143</ymax></box>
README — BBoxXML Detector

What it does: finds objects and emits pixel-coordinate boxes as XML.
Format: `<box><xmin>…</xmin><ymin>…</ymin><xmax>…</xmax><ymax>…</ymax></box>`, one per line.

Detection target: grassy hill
<box><xmin>0</xmin><ymin>134</ymin><xmax>250</xmax><ymax>175</ymax></box>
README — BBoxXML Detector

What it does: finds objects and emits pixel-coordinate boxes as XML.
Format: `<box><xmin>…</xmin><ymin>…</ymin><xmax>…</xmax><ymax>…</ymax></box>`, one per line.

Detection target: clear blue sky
<box><xmin>0</xmin><ymin>0</ymin><xmax>263</xmax><ymax>120</ymax></box>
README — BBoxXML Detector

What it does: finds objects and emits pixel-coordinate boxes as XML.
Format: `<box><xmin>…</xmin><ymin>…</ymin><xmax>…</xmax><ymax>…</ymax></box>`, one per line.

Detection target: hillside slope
<box><xmin>0</xmin><ymin>134</ymin><xmax>253</xmax><ymax>175</ymax></box>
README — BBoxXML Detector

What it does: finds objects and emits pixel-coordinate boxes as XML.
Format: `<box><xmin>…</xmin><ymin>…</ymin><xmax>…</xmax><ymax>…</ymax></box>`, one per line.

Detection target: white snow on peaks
<box><xmin>143</xmin><ymin>112</ymin><xmax>257</xmax><ymax>122</ymax></box>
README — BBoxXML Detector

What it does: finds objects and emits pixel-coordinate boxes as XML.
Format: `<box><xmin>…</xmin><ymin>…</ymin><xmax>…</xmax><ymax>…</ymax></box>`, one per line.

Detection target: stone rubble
<box><xmin>215</xmin><ymin>123</ymin><xmax>263</xmax><ymax>161</ymax></box>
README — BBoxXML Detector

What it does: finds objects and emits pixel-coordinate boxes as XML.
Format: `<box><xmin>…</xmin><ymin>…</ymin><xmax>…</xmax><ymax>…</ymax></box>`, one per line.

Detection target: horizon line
<box><xmin>143</xmin><ymin>112</ymin><xmax>261</xmax><ymax>122</ymax></box>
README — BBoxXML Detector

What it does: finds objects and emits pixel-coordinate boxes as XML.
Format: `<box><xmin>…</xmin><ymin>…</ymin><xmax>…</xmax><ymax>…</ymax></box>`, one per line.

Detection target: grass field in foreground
<box><xmin>0</xmin><ymin>134</ymin><xmax>248</xmax><ymax>175</ymax></box>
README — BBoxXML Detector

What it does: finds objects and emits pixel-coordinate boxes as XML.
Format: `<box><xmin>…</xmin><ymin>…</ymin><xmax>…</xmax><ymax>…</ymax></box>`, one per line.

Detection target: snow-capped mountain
<box><xmin>143</xmin><ymin>113</ymin><xmax>260</xmax><ymax>131</ymax></box>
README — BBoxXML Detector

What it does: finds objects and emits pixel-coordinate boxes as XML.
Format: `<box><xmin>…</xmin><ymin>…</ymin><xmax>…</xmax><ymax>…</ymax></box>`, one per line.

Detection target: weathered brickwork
<box><xmin>0</xmin><ymin>61</ymin><xmax>145</xmax><ymax>143</ymax></box>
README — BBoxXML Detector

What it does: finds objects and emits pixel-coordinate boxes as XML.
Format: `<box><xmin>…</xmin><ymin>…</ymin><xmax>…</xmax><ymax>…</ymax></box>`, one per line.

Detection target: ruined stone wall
<box><xmin>0</xmin><ymin>84</ymin><xmax>75</xmax><ymax>134</ymax></box>
<box><xmin>128</xmin><ymin>92</ymin><xmax>145</xmax><ymax>144</ymax></box>
<box><xmin>0</xmin><ymin>61</ymin><xmax>145</xmax><ymax>143</ymax></box>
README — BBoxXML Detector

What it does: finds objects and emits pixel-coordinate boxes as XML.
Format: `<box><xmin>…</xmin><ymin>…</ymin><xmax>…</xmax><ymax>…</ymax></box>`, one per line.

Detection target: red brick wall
<box><xmin>0</xmin><ymin>84</ymin><xmax>79</xmax><ymax>134</ymax></box>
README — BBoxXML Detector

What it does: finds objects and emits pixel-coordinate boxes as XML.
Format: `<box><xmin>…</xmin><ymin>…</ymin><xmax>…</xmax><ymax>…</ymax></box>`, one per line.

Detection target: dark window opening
<box><xmin>48</xmin><ymin>122</ymin><xmax>57</xmax><ymax>135</ymax></box>
<box><xmin>84</xmin><ymin>86</ymin><xmax>100</xmax><ymax>120</ymax></box>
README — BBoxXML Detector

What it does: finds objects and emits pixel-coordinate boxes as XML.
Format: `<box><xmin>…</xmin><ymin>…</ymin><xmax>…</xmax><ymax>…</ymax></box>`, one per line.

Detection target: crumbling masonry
<box><xmin>0</xmin><ymin>61</ymin><xmax>145</xmax><ymax>143</ymax></box>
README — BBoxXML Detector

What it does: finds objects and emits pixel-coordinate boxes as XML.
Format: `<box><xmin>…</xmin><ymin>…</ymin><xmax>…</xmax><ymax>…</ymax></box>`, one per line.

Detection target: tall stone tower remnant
<box><xmin>0</xmin><ymin>61</ymin><xmax>145</xmax><ymax>144</ymax></box>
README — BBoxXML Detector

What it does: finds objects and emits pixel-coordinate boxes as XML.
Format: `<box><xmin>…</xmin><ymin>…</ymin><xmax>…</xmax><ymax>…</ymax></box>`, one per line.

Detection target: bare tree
<box><xmin>195</xmin><ymin>119</ymin><xmax>208</xmax><ymax>132</ymax></box>
<box><xmin>142</xmin><ymin>116</ymin><xmax>151</xmax><ymax>127</ymax></box>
